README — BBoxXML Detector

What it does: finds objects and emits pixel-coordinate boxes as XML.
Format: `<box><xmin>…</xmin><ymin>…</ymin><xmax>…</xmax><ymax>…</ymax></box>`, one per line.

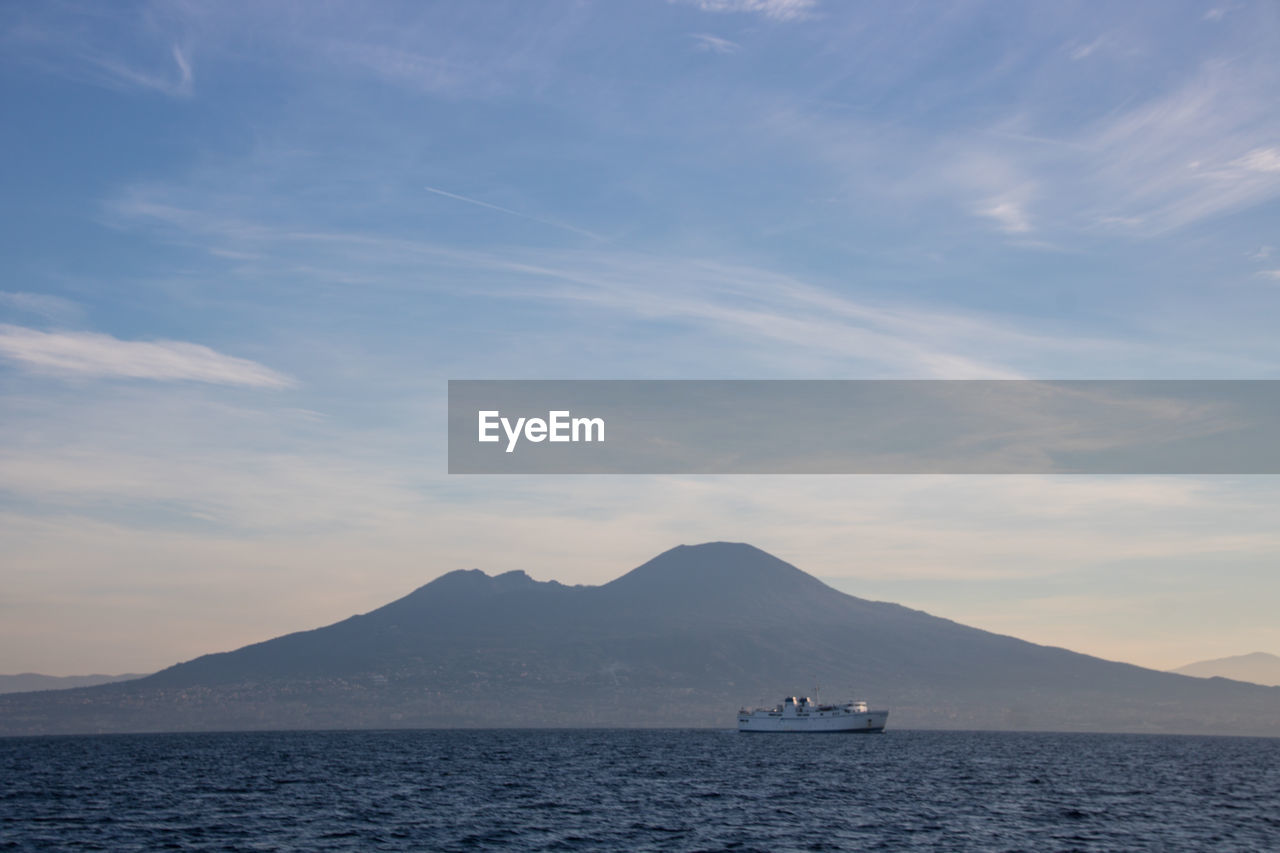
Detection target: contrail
<box><xmin>423</xmin><ymin>185</ymin><xmax>603</xmax><ymax>240</ymax></box>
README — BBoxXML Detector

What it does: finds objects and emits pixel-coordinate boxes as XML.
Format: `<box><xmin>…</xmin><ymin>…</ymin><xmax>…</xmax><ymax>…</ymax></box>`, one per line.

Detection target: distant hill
<box><xmin>1172</xmin><ymin>652</ymin><xmax>1280</xmax><ymax>687</ymax></box>
<box><xmin>1</xmin><ymin>542</ymin><xmax>1277</xmax><ymax>735</ymax></box>
<box><xmin>0</xmin><ymin>673</ymin><xmax>145</xmax><ymax>694</ymax></box>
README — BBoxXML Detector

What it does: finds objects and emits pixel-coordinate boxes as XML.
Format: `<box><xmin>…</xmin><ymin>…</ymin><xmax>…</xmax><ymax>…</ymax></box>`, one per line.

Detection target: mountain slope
<box><xmin>1</xmin><ymin>543</ymin><xmax>1277</xmax><ymax>735</ymax></box>
<box><xmin>0</xmin><ymin>673</ymin><xmax>145</xmax><ymax>695</ymax></box>
<box><xmin>1173</xmin><ymin>652</ymin><xmax>1280</xmax><ymax>687</ymax></box>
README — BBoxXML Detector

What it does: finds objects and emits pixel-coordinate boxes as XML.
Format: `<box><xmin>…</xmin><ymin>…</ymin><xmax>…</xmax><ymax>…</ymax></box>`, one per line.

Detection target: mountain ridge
<box><xmin>1172</xmin><ymin>652</ymin><xmax>1280</xmax><ymax>687</ymax></box>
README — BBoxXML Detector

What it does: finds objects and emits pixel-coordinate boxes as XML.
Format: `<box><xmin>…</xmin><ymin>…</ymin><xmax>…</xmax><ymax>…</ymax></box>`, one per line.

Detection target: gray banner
<box><xmin>447</xmin><ymin>380</ymin><xmax>1280</xmax><ymax>474</ymax></box>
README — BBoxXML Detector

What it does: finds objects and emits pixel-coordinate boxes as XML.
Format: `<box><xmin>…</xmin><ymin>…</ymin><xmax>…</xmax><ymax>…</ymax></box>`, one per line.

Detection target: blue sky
<box><xmin>2</xmin><ymin>0</ymin><xmax>1279</xmax><ymax>674</ymax></box>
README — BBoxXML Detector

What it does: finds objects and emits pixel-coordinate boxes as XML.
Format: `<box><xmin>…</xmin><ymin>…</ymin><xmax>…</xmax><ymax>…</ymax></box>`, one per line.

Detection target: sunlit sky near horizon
<box><xmin>2</xmin><ymin>0</ymin><xmax>1279</xmax><ymax>675</ymax></box>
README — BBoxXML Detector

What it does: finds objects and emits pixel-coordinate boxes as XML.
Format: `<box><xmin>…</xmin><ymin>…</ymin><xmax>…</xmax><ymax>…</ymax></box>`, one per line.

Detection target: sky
<box><xmin>2</xmin><ymin>0</ymin><xmax>1279</xmax><ymax>675</ymax></box>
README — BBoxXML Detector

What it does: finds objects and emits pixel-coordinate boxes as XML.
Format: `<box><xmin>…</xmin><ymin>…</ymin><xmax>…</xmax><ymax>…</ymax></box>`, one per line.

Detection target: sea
<box><xmin>2</xmin><ymin>729</ymin><xmax>1278</xmax><ymax>851</ymax></box>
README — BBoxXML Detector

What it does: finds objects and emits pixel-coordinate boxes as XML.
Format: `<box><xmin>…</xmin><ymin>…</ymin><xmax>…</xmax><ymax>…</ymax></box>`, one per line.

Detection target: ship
<box><xmin>737</xmin><ymin>695</ymin><xmax>888</xmax><ymax>733</ymax></box>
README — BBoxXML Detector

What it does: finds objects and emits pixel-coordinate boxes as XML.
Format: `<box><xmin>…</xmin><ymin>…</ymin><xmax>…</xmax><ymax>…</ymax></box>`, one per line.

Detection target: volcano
<box><xmin>2</xmin><ymin>543</ymin><xmax>1277</xmax><ymax>735</ymax></box>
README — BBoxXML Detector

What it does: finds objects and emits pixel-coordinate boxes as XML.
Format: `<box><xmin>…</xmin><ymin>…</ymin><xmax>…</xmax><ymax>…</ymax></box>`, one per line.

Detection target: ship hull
<box><xmin>737</xmin><ymin>710</ymin><xmax>888</xmax><ymax>733</ymax></box>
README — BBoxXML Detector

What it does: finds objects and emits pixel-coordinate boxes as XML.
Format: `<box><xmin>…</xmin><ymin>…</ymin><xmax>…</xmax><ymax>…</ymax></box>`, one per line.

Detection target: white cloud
<box><xmin>0</xmin><ymin>325</ymin><xmax>293</xmax><ymax>388</ymax></box>
<box><xmin>689</xmin><ymin>33</ymin><xmax>741</xmax><ymax>54</ymax></box>
<box><xmin>1066</xmin><ymin>66</ymin><xmax>1280</xmax><ymax>232</ymax></box>
<box><xmin>676</xmin><ymin>0</ymin><xmax>816</xmax><ymax>22</ymax></box>
<box><xmin>1233</xmin><ymin>146</ymin><xmax>1280</xmax><ymax>173</ymax></box>
<box><xmin>1068</xmin><ymin>35</ymin><xmax>1106</xmax><ymax>60</ymax></box>
<box><xmin>976</xmin><ymin>197</ymin><xmax>1032</xmax><ymax>233</ymax></box>
<box><xmin>767</xmin><ymin>45</ymin><xmax>1280</xmax><ymax>238</ymax></box>
<box><xmin>104</xmin><ymin>190</ymin><xmax>1280</xmax><ymax>378</ymax></box>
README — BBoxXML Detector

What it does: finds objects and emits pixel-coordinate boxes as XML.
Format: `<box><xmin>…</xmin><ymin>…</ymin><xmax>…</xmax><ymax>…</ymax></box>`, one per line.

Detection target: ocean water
<box><xmin>2</xmin><ymin>730</ymin><xmax>1278</xmax><ymax>851</ymax></box>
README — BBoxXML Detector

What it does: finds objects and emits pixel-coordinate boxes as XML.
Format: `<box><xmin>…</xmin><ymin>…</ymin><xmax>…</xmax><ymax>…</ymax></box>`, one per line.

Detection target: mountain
<box><xmin>1</xmin><ymin>542</ymin><xmax>1277</xmax><ymax>735</ymax></box>
<box><xmin>0</xmin><ymin>673</ymin><xmax>145</xmax><ymax>694</ymax></box>
<box><xmin>1172</xmin><ymin>652</ymin><xmax>1280</xmax><ymax>687</ymax></box>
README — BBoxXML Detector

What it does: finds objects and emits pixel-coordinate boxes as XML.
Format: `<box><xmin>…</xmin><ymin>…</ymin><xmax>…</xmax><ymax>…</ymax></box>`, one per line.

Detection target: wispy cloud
<box><xmin>675</xmin><ymin>0</ymin><xmax>816</xmax><ymax>22</ymax></box>
<box><xmin>310</xmin><ymin>40</ymin><xmax>470</xmax><ymax>96</ymax></box>
<box><xmin>92</xmin><ymin>44</ymin><xmax>193</xmax><ymax>96</ymax></box>
<box><xmin>0</xmin><ymin>325</ymin><xmax>293</xmax><ymax>388</ymax></box>
<box><xmin>102</xmin><ymin>188</ymin><xmax>1280</xmax><ymax>378</ymax></box>
<box><xmin>1068</xmin><ymin>35</ymin><xmax>1107</xmax><ymax>61</ymax></box>
<box><xmin>0</xmin><ymin>292</ymin><xmax>83</xmax><ymax>324</ymax></box>
<box><xmin>423</xmin><ymin>186</ymin><xmax>604</xmax><ymax>241</ymax></box>
<box><xmin>689</xmin><ymin>33</ymin><xmax>741</xmax><ymax>54</ymax></box>
<box><xmin>95</xmin><ymin>43</ymin><xmax>194</xmax><ymax>98</ymax></box>
<box><xmin>5</xmin><ymin>14</ymin><xmax>196</xmax><ymax>99</ymax></box>
<box><xmin>976</xmin><ymin>196</ymin><xmax>1032</xmax><ymax>233</ymax></box>
<box><xmin>277</xmin><ymin>5</ymin><xmax>591</xmax><ymax>99</ymax></box>
<box><xmin>2</xmin><ymin>3</ymin><xmax>548</xmax><ymax>102</ymax></box>
<box><xmin>1050</xmin><ymin>63</ymin><xmax>1280</xmax><ymax>233</ymax></box>
<box><xmin>756</xmin><ymin>22</ymin><xmax>1280</xmax><ymax>239</ymax></box>
<box><xmin>1233</xmin><ymin>147</ymin><xmax>1280</xmax><ymax>173</ymax></box>
<box><xmin>461</xmin><ymin>250</ymin><xmax>1162</xmax><ymax>378</ymax></box>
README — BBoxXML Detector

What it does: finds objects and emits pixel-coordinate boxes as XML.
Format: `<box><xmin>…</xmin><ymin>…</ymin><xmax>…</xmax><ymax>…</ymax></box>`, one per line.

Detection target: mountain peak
<box><xmin>409</xmin><ymin>567</ymin><xmax>543</xmax><ymax>599</ymax></box>
<box><xmin>604</xmin><ymin>541</ymin><xmax>828</xmax><ymax>598</ymax></box>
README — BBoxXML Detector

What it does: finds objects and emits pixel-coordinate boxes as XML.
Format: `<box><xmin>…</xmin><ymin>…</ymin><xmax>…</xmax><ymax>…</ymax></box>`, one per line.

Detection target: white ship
<box><xmin>738</xmin><ymin>695</ymin><xmax>888</xmax><ymax>733</ymax></box>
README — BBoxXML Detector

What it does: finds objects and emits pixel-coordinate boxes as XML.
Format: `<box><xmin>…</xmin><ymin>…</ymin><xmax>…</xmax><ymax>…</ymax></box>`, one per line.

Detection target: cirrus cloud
<box><xmin>0</xmin><ymin>325</ymin><xmax>293</xmax><ymax>388</ymax></box>
<box><xmin>675</xmin><ymin>0</ymin><xmax>816</xmax><ymax>22</ymax></box>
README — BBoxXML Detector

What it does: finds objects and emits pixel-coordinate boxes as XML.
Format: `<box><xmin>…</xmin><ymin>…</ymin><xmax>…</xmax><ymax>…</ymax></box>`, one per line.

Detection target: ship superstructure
<box><xmin>737</xmin><ymin>695</ymin><xmax>888</xmax><ymax>732</ymax></box>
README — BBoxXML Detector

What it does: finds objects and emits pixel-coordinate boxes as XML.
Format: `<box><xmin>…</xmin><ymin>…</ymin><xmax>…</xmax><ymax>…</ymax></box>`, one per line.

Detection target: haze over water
<box><xmin>4</xmin><ymin>730</ymin><xmax>1277</xmax><ymax>851</ymax></box>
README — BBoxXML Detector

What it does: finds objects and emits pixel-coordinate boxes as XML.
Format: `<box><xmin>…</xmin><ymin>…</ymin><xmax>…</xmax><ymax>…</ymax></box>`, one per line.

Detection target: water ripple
<box><xmin>2</xmin><ymin>730</ymin><xmax>1278</xmax><ymax>851</ymax></box>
